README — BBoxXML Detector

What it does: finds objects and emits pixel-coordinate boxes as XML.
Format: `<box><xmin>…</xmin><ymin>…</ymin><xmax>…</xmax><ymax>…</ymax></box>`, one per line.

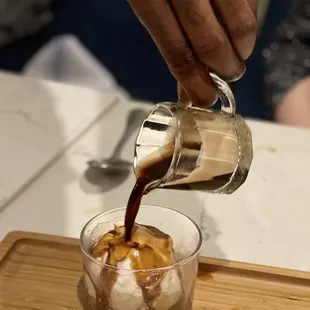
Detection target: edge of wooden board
<box><xmin>1</xmin><ymin>230</ymin><xmax>310</xmax><ymax>281</ymax></box>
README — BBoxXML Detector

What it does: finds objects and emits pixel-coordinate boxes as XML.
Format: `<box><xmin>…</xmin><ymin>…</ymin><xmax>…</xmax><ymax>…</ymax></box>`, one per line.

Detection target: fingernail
<box><xmin>227</xmin><ymin>63</ymin><xmax>246</xmax><ymax>82</ymax></box>
<box><xmin>239</xmin><ymin>35</ymin><xmax>256</xmax><ymax>60</ymax></box>
<box><xmin>209</xmin><ymin>61</ymin><xmax>245</xmax><ymax>83</ymax></box>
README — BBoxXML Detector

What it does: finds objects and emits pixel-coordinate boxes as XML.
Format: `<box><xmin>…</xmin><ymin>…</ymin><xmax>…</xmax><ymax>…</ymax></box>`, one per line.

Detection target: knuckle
<box><xmin>165</xmin><ymin>46</ymin><xmax>197</xmax><ymax>77</ymax></box>
<box><xmin>196</xmin><ymin>32</ymin><xmax>226</xmax><ymax>59</ymax></box>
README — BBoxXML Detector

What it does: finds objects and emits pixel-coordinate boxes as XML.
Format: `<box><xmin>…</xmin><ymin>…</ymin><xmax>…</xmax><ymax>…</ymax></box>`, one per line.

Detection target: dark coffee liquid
<box><xmin>124</xmin><ymin>156</ymin><xmax>172</xmax><ymax>241</ymax></box>
<box><xmin>124</xmin><ymin>152</ymin><xmax>248</xmax><ymax>241</ymax></box>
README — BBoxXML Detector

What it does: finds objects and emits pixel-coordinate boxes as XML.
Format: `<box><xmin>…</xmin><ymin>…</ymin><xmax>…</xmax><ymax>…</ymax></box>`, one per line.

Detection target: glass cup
<box><xmin>80</xmin><ymin>205</ymin><xmax>202</xmax><ymax>310</ymax></box>
<box><xmin>134</xmin><ymin>73</ymin><xmax>253</xmax><ymax>194</ymax></box>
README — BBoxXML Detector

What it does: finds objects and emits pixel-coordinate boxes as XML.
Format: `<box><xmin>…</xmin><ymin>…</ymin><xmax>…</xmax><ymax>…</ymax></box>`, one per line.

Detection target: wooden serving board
<box><xmin>0</xmin><ymin>232</ymin><xmax>310</xmax><ymax>309</ymax></box>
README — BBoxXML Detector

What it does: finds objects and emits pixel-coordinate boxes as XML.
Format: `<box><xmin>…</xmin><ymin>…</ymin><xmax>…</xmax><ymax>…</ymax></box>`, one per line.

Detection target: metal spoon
<box><xmin>87</xmin><ymin>108</ymin><xmax>148</xmax><ymax>174</ymax></box>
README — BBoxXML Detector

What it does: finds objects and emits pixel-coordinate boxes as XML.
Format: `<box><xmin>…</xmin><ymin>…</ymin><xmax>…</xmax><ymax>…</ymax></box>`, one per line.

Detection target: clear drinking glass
<box><xmin>80</xmin><ymin>205</ymin><xmax>202</xmax><ymax>310</ymax></box>
<box><xmin>134</xmin><ymin>73</ymin><xmax>253</xmax><ymax>194</ymax></box>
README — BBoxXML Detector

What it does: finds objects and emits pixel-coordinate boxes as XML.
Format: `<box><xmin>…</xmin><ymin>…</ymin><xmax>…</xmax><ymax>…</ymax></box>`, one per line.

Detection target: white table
<box><xmin>0</xmin><ymin>71</ymin><xmax>118</xmax><ymax>210</ymax></box>
<box><xmin>1</xmin><ymin>72</ymin><xmax>310</xmax><ymax>273</ymax></box>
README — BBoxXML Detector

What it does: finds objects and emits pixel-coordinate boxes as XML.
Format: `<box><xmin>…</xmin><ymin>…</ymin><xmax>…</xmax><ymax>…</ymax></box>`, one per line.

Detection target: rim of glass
<box><xmin>80</xmin><ymin>205</ymin><xmax>202</xmax><ymax>272</ymax></box>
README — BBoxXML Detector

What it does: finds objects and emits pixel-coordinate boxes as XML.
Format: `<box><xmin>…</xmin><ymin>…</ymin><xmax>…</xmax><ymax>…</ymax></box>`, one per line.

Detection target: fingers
<box><xmin>128</xmin><ymin>0</ymin><xmax>257</xmax><ymax>107</ymax></box>
<box><xmin>128</xmin><ymin>0</ymin><xmax>218</xmax><ymax>107</ymax></box>
<box><xmin>247</xmin><ymin>0</ymin><xmax>258</xmax><ymax>17</ymax></box>
<box><xmin>212</xmin><ymin>0</ymin><xmax>257</xmax><ymax>60</ymax></box>
<box><xmin>171</xmin><ymin>0</ymin><xmax>245</xmax><ymax>81</ymax></box>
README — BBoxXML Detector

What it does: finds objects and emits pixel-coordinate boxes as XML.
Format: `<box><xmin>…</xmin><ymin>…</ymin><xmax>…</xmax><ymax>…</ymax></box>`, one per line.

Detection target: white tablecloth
<box><xmin>1</xmin><ymin>73</ymin><xmax>310</xmax><ymax>272</ymax></box>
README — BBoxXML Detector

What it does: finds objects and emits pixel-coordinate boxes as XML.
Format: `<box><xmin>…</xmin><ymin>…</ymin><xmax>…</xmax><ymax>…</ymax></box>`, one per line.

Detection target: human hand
<box><xmin>128</xmin><ymin>0</ymin><xmax>257</xmax><ymax>107</ymax></box>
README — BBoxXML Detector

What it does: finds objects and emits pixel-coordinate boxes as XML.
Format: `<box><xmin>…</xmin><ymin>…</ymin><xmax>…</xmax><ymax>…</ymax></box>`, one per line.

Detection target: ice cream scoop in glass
<box><xmin>80</xmin><ymin>205</ymin><xmax>202</xmax><ymax>310</ymax></box>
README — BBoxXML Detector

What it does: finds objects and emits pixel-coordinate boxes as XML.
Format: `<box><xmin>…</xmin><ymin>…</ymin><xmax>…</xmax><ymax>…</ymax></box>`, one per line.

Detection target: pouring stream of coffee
<box><xmin>123</xmin><ymin>144</ymin><xmax>238</xmax><ymax>241</ymax></box>
<box><xmin>124</xmin><ymin>154</ymin><xmax>173</xmax><ymax>241</ymax></box>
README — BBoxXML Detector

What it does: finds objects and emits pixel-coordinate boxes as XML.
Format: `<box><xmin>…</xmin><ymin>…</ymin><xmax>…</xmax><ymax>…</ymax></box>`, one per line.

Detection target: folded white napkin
<box><xmin>23</xmin><ymin>34</ymin><xmax>130</xmax><ymax>100</ymax></box>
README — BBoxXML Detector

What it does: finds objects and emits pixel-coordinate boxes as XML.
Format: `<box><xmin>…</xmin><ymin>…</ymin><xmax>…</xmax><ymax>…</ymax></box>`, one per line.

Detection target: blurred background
<box><xmin>0</xmin><ymin>0</ymin><xmax>294</xmax><ymax>119</ymax></box>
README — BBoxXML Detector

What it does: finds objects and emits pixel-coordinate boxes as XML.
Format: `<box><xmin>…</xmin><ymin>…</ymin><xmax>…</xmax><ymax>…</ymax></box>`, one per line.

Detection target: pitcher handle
<box><xmin>210</xmin><ymin>72</ymin><xmax>236</xmax><ymax>115</ymax></box>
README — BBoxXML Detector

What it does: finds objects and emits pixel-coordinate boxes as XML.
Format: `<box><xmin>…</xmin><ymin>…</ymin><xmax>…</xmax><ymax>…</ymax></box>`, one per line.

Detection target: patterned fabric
<box><xmin>263</xmin><ymin>0</ymin><xmax>310</xmax><ymax>119</ymax></box>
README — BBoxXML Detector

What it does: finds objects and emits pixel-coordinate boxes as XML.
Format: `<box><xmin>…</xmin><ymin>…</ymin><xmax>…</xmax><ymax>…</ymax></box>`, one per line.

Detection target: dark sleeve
<box><xmin>263</xmin><ymin>0</ymin><xmax>310</xmax><ymax>119</ymax></box>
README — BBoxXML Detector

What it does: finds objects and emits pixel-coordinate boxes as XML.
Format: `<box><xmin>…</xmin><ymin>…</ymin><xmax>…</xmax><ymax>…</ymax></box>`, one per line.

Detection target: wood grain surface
<box><xmin>1</xmin><ymin>231</ymin><xmax>310</xmax><ymax>309</ymax></box>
